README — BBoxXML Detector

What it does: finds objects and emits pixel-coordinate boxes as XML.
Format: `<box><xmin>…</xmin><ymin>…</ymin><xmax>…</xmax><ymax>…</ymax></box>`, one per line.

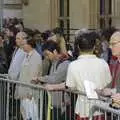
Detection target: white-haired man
<box><xmin>109</xmin><ymin>31</ymin><xmax>120</xmax><ymax>90</ymax></box>
<box><xmin>8</xmin><ymin>32</ymin><xmax>27</xmax><ymax>120</ymax></box>
<box><xmin>8</xmin><ymin>32</ymin><xmax>27</xmax><ymax>81</ymax></box>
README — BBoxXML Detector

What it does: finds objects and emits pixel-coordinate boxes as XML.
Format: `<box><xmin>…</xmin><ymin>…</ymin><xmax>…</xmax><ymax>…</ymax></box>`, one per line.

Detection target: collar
<box><xmin>27</xmin><ymin>49</ymin><xmax>35</xmax><ymax>57</ymax></box>
<box><xmin>118</xmin><ymin>58</ymin><xmax>120</xmax><ymax>63</ymax></box>
<box><xmin>78</xmin><ymin>54</ymin><xmax>97</xmax><ymax>59</ymax></box>
<box><xmin>111</xmin><ymin>56</ymin><xmax>120</xmax><ymax>63</ymax></box>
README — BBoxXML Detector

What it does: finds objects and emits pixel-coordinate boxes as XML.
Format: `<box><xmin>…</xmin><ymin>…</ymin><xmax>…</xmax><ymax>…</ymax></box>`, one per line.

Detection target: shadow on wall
<box><xmin>22</xmin><ymin>0</ymin><xmax>29</xmax><ymax>6</ymax></box>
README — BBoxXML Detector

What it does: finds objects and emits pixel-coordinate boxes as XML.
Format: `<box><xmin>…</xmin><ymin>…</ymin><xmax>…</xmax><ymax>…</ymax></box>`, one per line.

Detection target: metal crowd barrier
<box><xmin>0</xmin><ymin>74</ymin><xmax>45</xmax><ymax>120</ymax></box>
<box><xmin>93</xmin><ymin>99</ymin><xmax>120</xmax><ymax>120</ymax></box>
<box><xmin>0</xmin><ymin>74</ymin><xmax>120</xmax><ymax>120</ymax></box>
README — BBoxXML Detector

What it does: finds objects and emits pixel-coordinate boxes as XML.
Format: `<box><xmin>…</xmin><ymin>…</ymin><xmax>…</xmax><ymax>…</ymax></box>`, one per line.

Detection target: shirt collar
<box><xmin>118</xmin><ymin>58</ymin><xmax>120</xmax><ymax>63</ymax></box>
<box><xmin>78</xmin><ymin>54</ymin><xmax>97</xmax><ymax>59</ymax></box>
<box><xmin>27</xmin><ymin>49</ymin><xmax>34</xmax><ymax>57</ymax></box>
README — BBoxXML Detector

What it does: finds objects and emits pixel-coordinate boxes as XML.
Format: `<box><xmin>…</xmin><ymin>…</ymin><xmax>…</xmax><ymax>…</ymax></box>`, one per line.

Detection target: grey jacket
<box><xmin>43</xmin><ymin>60</ymin><xmax>70</xmax><ymax>107</ymax></box>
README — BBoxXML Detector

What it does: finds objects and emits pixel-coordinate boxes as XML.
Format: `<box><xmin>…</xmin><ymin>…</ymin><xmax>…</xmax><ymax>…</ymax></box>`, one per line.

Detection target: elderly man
<box><xmin>8</xmin><ymin>32</ymin><xmax>27</xmax><ymax>120</ymax></box>
<box><xmin>109</xmin><ymin>31</ymin><xmax>120</xmax><ymax>89</ymax></box>
<box><xmin>109</xmin><ymin>32</ymin><xmax>120</xmax><ymax>103</ymax></box>
<box><xmin>8</xmin><ymin>32</ymin><xmax>27</xmax><ymax>81</ymax></box>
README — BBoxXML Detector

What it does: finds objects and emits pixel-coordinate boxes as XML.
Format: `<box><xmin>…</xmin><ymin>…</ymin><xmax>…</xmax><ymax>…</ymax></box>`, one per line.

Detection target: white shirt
<box><xmin>8</xmin><ymin>48</ymin><xmax>25</xmax><ymax>81</ymax></box>
<box><xmin>66</xmin><ymin>54</ymin><xmax>112</xmax><ymax>117</ymax></box>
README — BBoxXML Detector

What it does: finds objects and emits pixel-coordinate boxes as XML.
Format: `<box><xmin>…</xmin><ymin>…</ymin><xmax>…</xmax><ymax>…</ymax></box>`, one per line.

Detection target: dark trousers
<box><xmin>0</xmin><ymin>81</ymin><xmax>7</xmax><ymax>120</ymax></box>
<box><xmin>51</xmin><ymin>105</ymin><xmax>70</xmax><ymax>120</ymax></box>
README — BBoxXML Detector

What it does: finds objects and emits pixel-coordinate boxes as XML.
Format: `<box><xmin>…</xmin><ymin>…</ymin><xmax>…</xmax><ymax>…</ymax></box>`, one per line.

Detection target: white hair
<box><xmin>16</xmin><ymin>32</ymin><xmax>27</xmax><ymax>39</ymax></box>
<box><xmin>110</xmin><ymin>31</ymin><xmax>120</xmax><ymax>43</ymax></box>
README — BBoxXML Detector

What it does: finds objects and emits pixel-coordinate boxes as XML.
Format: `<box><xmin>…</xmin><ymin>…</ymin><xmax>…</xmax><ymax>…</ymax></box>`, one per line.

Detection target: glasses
<box><xmin>109</xmin><ymin>41</ymin><xmax>120</xmax><ymax>47</ymax></box>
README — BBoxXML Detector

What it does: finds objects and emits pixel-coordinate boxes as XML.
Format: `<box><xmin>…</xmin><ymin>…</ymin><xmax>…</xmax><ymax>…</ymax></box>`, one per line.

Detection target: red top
<box><xmin>109</xmin><ymin>56</ymin><xmax>120</xmax><ymax>88</ymax></box>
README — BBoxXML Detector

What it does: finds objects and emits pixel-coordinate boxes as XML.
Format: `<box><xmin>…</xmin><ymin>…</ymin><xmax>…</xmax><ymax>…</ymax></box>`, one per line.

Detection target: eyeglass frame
<box><xmin>109</xmin><ymin>41</ymin><xmax>120</xmax><ymax>47</ymax></box>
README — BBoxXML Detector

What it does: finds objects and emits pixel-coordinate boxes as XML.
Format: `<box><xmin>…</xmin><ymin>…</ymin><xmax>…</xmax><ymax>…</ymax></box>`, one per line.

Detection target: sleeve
<box><xmin>30</xmin><ymin>55</ymin><xmax>42</xmax><ymax>79</ymax></box>
<box><xmin>66</xmin><ymin>63</ymin><xmax>76</xmax><ymax>89</ymax></box>
<box><xmin>42</xmin><ymin>61</ymin><xmax>70</xmax><ymax>84</ymax></box>
<box><xmin>8</xmin><ymin>71</ymin><xmax>20</xmax><ymax>80</ymax></box>
<box><xmin>103</xmin><ymin>62</ymin><xmax>112</xmax><ymax>88</ymax></box>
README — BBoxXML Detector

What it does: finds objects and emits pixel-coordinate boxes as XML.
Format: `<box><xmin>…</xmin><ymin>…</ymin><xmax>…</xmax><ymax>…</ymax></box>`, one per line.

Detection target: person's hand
<box><xmin>111</xmin><ymin>93</ymin><xmax>120</xmax><ymax>100</ymax></box>
<box><xmin>95</xmin><ymin>88</ymin><xmax>112</xmax><ymax>96</ymax></box>
<box><xmin>44</xmin><ymin>84</ymin><xmax>56</xmax><ymax>91</ymax></box>
<box><xmin>31</xmin><ymin>77</ymin><xmax>39</xmax><ymax>84</ymax></box>
<box><xmin>102</xmin><ymin>88</ymin><xmax>112</xmax><ymax>96</ymax></box>
<box><xmin>95</xmin><ymin>89</ymin><xmax>102</xmax><ymax>95</ymax></box>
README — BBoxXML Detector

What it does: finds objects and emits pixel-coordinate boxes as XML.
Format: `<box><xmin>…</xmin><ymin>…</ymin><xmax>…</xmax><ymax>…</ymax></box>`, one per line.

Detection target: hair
<box><xmin>16</xmin><ymin>31</ymin><xmax>28</xmax><ymax>39</ymax></box>
<box><xmin>24</xmin><ymin>36</ymin><xmax>36</xmax><ymax>48</ymax></box>
<box><xmin>42</xmin><ymin>40</ymin><xmax>60</xmax><ymax>53</ymax></box>
<box><xmin>110</xmin><ymin>31</ymin><xmax>120</xmax><ymax>43</ymax></box>
<box><xmin>24</xmin><ymin>28</ymin><xmax>34</xmax><ymax>37</ymax></box>
<box><xmin>7</xmin><ymin>25</ymin><xmax>19</xmax><ymax>36</ymax></box>
<box><xmin>101</xmin><ymin>27</ymin><xmax>117</xmax><ymax>42</ymax></box>
<box><xmin>75</xmin><ymin>31</ymin><xmax>97</xmax><ymax>52</ymax></box>
<box><xmin>0</xmin><ymin>32</ymin><xmax>4</xmax><ymax>39</ymax></box>
<box><xmin>53</xmin><ymin>27</ymin><xmax>64</xmax><ymax>36</ymax></box>
<box><xmin>41</xmin><ymin>31</ymin><xmax>51</xmax><ymax>41</ymax></box>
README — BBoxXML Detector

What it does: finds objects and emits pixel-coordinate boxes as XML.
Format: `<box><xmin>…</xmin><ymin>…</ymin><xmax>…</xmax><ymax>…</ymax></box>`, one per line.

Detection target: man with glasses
<box><xmin>109</xmin><ymin>31</ymin><xmax>120</xmax><ymax>90</ymax></box>
<box><xmin>106</xmin><ymin>31</ymin><xmax>120</xmax><ymax>109</ymax></box>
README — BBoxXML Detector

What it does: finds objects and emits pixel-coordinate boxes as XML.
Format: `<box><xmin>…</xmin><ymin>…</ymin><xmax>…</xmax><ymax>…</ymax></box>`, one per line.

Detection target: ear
<box><xmin>53</xmin><ymin>49</ymin><xmax>57</xmax><ymax>54</ymax></box>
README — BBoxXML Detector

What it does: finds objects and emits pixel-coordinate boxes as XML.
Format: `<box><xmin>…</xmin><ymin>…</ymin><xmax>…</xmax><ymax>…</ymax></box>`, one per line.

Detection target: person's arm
<box><xmin>30</xmin><ymin>55</ymin><xmax>42</xmax><ymax>79</ymax></box>
<box><xmin>66</xmin><ymin>63</ymin><xmax>77</xmax><ymax>90</ymax></box>
<box><xmin>96</xmin><ymin>61</ymin><xmax>113</xmax><ymax>96</ymax></box>
<box><xmin>45</xmin><ymin>82</ymin><xmax>66</xmax><ymax>91</ymax></box>
<box><xmin>41</xmin><ymin>61</ymin><xmax>70</xmax><ymax>84</ymax></box>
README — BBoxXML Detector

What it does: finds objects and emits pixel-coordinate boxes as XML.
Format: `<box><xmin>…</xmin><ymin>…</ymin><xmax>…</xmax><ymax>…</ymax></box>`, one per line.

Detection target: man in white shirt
<box><xmin>43</xmin><ymin>30</ymin><xmax>112</xmax><ymax>119</ymax></box>
<box><xmin>8</xmin><ymin>32</ymin><xmax>27</xmax><ymax>81</ymax></box>
<box><xmin>66</xmin><ymin>30</ymin><xmax>112</xmax><ymax>119</ymax></box>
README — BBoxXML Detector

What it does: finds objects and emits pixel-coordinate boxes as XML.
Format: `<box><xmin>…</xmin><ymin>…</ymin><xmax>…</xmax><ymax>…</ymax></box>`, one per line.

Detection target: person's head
<box><xmin>22</xmin><ymin>36</ymin><xmax>36</xmax><ymax>53</ymax></box>
<box><xmin>75</xmin><ymin>30</ymin><xmax>97</xmax><ymax>53</ymax></box>
<box><xmin>53</xmin><ymin>27</ymin><xmax>63</xmax><ymax>37</ymax></box>
<box><xmin>42</xmin><ymin>40</ymin><xmax>60</xmax><ymax>61</ymax></box>
<box><xmin>5</xmin><ymin>27</ymin><xmax>12</xmax><ymax>37</ymax></box>
<box><xmin>33</xmin><ymin>33</ymin><xmax>42</xmax><ymax>44</ymax></box>
<box><xmin>101</xmin><ymin>27</ymin><xmax>117</xmax><ymax>42</ymax></box>
<box><xmin>16</xmin><ymin>32</ymin><xmax>27</xmax><ymax>47</ymax></box>
<box><xmin>5</xmin><ymin>26</ymin><xmax>18</xmax><ymax>37</ymax></box>
<box><xmin>0</xmin><ymin>33</ymin><xmax>4</xmax><ymax>46</ymax></box>
<box><xmin>110</xmin><ymin>31</ymin><xmax>120</xmax><ymax>57</ymax></box>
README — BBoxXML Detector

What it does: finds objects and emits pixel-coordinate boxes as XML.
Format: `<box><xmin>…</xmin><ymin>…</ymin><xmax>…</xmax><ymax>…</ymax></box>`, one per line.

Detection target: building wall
<box><xmin>112</xmin><ymin>0</ymin><xmax>120</xmax><ymax>28</ymax></box>
<box><xmin>70</xmin><ymin>0</ymin><xmax>90</xmax><ymax>29</ymax></box>
<box><xmin>23</xmin><ymin>0</ymin><xmax>51</xmax><ymax>31</ymax></box>
<box><xmin>22</xmin><ymin>0</ymin><xmax>120</xmax><ymax>31</ymax></box>
<box><xmin>23</xmin><ymin>0</ymin><xmax>93</xmax><ymax>31</ymax></box>
<box><xmin>3</xmin><ymin>9</ymin><xmax>22</xmax><ymax>18</ymax></box>
<box><xmin>1</xmin><ymin>0</ymin><xmax>22</xmax><ymax>18</ymax></box>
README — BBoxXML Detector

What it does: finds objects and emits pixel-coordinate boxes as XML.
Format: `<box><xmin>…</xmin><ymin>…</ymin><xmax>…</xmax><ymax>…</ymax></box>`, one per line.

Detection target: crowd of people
<box><xmin>0</xmin><ymin>18</ymin><xmax>120</xmax><ymax>120</ymax></box>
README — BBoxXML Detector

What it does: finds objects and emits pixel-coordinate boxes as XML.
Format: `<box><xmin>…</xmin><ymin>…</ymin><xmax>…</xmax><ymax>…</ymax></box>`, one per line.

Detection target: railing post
<box><xmin>0</xmin><ymin>0</ymin><xmax>3</xmax><ymax>31</ymax></box>
<box><xmin>6</xmin><ymin>83</ymin><xmax>10</xmax><ymax>120</ymax></box>
<box><xmin>47</xmin><ymin>92</ymin><xmax>52</xmax><ymax>120</ymax></box>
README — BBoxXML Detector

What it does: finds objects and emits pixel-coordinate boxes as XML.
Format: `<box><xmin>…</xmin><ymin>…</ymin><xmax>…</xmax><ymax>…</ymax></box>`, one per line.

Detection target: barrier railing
<box><xmin>0</xmin><ymin>74</ymin><xmax>120</xmax><ymax>120</ymax></box>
